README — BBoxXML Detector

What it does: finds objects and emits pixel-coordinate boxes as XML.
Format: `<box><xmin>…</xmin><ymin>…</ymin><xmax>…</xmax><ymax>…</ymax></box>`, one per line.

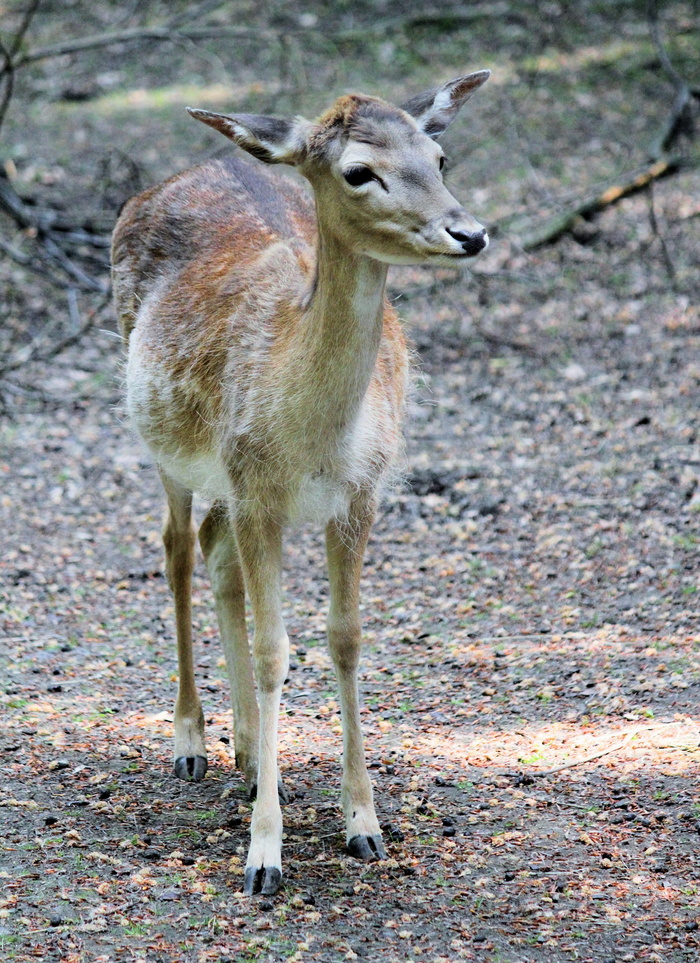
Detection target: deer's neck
<box><xmin>289</xmin><ymin>219</ymin><xmax>388</xmax><ymax>432</ymax></box>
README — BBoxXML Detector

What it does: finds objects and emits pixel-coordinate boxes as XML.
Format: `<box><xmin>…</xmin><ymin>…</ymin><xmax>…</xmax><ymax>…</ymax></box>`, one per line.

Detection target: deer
<box><xmin>111</xmin><ymin>71</ymin><xmax>490</xmax><ymax>896</ymax></box>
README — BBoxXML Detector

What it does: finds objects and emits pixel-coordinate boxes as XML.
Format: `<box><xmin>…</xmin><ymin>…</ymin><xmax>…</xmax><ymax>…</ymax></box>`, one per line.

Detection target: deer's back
<box><xmin>112</xmin><ymin>155</ymin><xmax>317</xmax><ymax>346</ymax></box>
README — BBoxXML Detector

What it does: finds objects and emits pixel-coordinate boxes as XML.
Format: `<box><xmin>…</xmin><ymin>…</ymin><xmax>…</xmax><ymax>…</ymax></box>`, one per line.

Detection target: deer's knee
<box><xmin>162</xmin><ymin>517</ymin><xmax>196</xmax><ymax>588</ymax></box>
<box><xmin>199</xmin><ymin>508</ymin><xmax>245</xmax><ymax>604</ymax></box>
<box><xmin>328</xmin><ymin>622</ymin><xmax>362</xmax><ymax>674</ymax></box>
<box><xmin>252</xmin><ymin>634</ymin><xmax>289</xmax><ymax>693</ymax></box>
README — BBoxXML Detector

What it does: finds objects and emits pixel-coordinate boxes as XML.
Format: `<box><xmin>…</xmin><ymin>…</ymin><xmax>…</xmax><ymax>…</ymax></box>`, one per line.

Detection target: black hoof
<box><xmin>174</xmin><ymin>755</ymin><xmax>208</xmax><ymax>781</ymax></box>
<box><xmin>347</xmin><ymin>834</ymin><xmax>387</xmax><ymax>860</ymax></box>
<box><xmin>243</xmin><ymin>865</ymin><xmax>283</xmax><ymax>896</ymax></box>
<box><xmin>248</xmin><ymin>780</ymin><xmax>288</xmax><ymax>804</ymax></box>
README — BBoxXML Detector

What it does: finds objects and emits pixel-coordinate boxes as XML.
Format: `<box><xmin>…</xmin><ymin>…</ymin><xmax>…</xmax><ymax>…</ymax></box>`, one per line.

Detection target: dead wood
<box><xmin>516</xmin><ymin>156</ymin><xmax>686</xmax><ymax>251</ymax></box>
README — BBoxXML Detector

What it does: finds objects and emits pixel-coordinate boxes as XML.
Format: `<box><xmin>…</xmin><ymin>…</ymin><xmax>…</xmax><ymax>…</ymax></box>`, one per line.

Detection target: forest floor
<box><xmin>1</xmin><ymin>2</ymin><xmax>700</xmax><ymax>962</ymax></box>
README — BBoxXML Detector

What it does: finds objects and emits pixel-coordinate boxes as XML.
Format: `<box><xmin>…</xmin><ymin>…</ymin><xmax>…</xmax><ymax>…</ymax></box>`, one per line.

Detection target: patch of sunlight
<box><xmin>410</xmin><ymin>715</ymin><xmax>700</xmax><ymax>775</ymax></box>
<box><xmin>84</xmin><ymin>81</ymin><xmax>283</xmax><ymax>116</ymax></box>
<box><xmin>521</xmin><ymin>39</ymin><xmax>648</xmax><ymax>75</ymax></box>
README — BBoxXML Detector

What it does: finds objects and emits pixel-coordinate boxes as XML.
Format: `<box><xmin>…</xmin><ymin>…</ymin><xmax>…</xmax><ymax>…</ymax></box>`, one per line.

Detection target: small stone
<box><xmin>684</xmin><ymin>921</ymin><xmax>699</xmax><ymax>932</ymax></box>
<box><xmin>381</xmin><ymin>823</ymin><xmax>404</xmax><ymax>842</ymax></box>
<box><xmin>181</xmin><ymin>856</ymin><xmax>195</xmax><ymax>866</ymax></box>
<box><xmin>158</xmin><ymin>889</ymin><xmax>180</xmax><ymax>901</ymax></box>
<box><xmin>142</xmin><ymin>848</ymin><xmax>162</xmax><ymax>861</ymax></box>
<box><xmin>443</xmin><ymin>826</ymin><xmax>456</xmax><ymax>837</ymax></box>
<box><xmin>435</xmin><ymin>775</ymin><xmax>454</xmax><ymax>787</ymax></box>
<box><xmin>44</xmin><ymin>815</ymin><xmax>58</xmax><ymax>826</ymax></box>
<box><xmin>49</xmin><ymin>915</ymin><xmax>63</xmax><ymax>927</ymax></box>
<box><xmin>302</xmin><ymin>893</ymin><xmax>316</xmax><ymax>905</ymax></box>
<box><xmin>98</xmin><ymin>789</ymin><xmax>111</xmax><ymax>800</ymax></box>
<box><xmin>259</xmin><ymin>900</ymin><xmax>273</xmax><ymax>911</ymax></box>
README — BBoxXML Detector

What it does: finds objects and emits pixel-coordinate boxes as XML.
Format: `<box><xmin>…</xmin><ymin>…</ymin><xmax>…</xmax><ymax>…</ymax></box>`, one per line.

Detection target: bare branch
<box><xmin>165</xmin><ymin>0</ymin><xmax>229</xmax><ymax>31</ymax></box>
<box><xmin>0</xmin><ymin>288</ymin><xmax>111</xmax><ymax>381</ymax></box>
<box><xmin>514</xmin><ymin>156</ymin><xmax>687</xmax><ymax>250</ymax></box>
<box><xmin>647</xmin><ymin>0</ymin><xmax>687</xmax><ymax>91</ymax></box>
<box><xmin>7</xmin><ymin>0</ymin><xmax>41</xmax><ymax>58</ymax></box>
<box><xmin>647</xmin><ymin>179</ymin><xmax>677</xmax><ymax>287</ymax></box>
<box><xmin>0</xmin><ymin>0</ymin><xmax>41</xmax><ymax>132</ymax></box>
<box><xmin>0</xmin><ymin>37</ymin><xmax>15</xmax><ymax>134</ymax></box>
<box><xmin>0</xmin><ymin>169</ymin><xmax>110</xmax><ymax>290</ymax></box>
<box><xmin>9</xmin><ymin>24</ymin><xmax>279</xmax><ymax>69</ymax></box>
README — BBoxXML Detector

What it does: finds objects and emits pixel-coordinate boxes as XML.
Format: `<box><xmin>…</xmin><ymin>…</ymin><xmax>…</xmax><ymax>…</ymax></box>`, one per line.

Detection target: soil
<box><xmin>1</xmin><ymin>2</ymin><xmax>700</xmax><ymax>961</ymax></box>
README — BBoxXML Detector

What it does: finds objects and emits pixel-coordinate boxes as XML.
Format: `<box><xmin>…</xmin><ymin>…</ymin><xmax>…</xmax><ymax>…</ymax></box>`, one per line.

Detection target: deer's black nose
<box><xmin>446</xmin><ymin>227</ymin><xmax>488</xmax><ymax>256</ymax></box>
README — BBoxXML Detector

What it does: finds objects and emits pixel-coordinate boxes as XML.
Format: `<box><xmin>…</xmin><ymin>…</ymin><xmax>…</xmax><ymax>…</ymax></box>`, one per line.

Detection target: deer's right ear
<box><xmin>400</xmin><ymin>71</ymin><xmax>491</xmax><ymax>140</ymax></box>
<box><xmin>187</xmin><ymin>108</ymin><xmax>311</xmax><ymax>165</ymax></box>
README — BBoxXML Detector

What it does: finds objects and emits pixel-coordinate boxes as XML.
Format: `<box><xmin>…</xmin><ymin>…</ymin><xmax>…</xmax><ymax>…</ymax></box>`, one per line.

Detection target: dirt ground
<box><xmin>1</xmin><ymin>2</ymin><xmax>700</xmax><ymax>961</ymax></box>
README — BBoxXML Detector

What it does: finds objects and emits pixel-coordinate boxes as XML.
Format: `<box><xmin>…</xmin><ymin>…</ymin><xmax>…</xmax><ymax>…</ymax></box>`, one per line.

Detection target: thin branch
<box><xmin>165</xmin><ymin>0</ymin><xmax>229</xmax><ymax>31</ymax></box>
<box><xmin>7</xmin><ymin>0</ymin><xmax>41</xmax><ymax>58</ymax></box>
<box><xmin>512</xmin><ymin>730</ymin><xmax>641</xmax><ymax>780</ymax></box>
<box><xmin>0</xmin><ymin>289</ymin><xmax>111</xmax><ymax>380</ymax></box>
<box><xmin>647</xmin><ymin>0</ymin><xmax>699</xmax><ymax>160</ymax></box>
<box><xmin>0</xmin><ymin>0</ymin><xmax>40</xmax><ymax>133</ymax></box>
<box><xmin>0</xmin><ymin>37</ymin><xmax>14</xmax><ymax>134</ymax></box>
<box><xmin>9</xmin><ymin>25</ymin><xmax>280</xmax><ymax>69</ymax></box>
<box><xmin>647</xmin><ymin>0</ymin><xmax>687</xmax><ymax>90</ymax></box>
<box><xmin>39</xmin><ymin>235</ymin><xmax>108</xmax><ymax>292</ymax></box>
<box><xmin>647</xmin><ymin>179</ymin><xmax>677</xmax><ymax>286</ymax></box>
<box><xmin>0</xmin><ymin>170</ymin><xmax>110</xmax><ymax>290</ymax></box>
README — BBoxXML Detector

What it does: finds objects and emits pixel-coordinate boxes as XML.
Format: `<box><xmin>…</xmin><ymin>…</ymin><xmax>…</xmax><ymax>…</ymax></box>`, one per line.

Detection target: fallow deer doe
<box><xmin>111</xmin><ymin>72</ymin><xmax>490</xmax><ymax>896</ymax></box>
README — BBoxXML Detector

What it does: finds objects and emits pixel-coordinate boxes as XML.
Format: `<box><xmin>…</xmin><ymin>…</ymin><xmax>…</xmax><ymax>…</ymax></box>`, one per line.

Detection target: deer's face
<box><xmin>187</xmin><ymin>72</ymin><xmax>491</xmax><ymax>267</ymax></box>
<box><xmin>309</xmin><ymin>112</ymin><xmax>487</xmax><ymax>266</ymax></box>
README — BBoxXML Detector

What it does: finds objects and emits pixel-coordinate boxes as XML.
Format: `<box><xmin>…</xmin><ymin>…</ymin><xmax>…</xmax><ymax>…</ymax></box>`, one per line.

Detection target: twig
<box><xmin>471</xmin><ymin>323</ymin><xmax>545</xmax><ymax>358</ymax></box>
<box><xmin>509</xmin><ymin>727</ymin><xmax>664</xmax><ymax>779</ymax></box>
<box><xmin>40</xmin><ymin>235</ymin><xmax>107</xmax><ymax>292</ymax></box>
<box><xmin>648</xmin><ymin>0</ymin><xmax>689</xmax><ymax>91</ymax></box>
<box><xmin>0</xmin><ymin>37</ymin><xmax>14</xmax><ymax>135</ymax></box>
<box><xmin>0</xmin><ymin>289</ymin><xmax>110</xmax><ymax>380</ymax></box>
<box><xmin>165</xmin><ymin>0</ymin><xmax>229</xmax><ymax>31</ymax></box>
<box><xmin>0</xmin><ymin>170</ymin><xmax>110</xmax><ymax>290</ymax></box>
<box><xmin>646</xmin><ymin>179</ymin><xmax>677</xmax><ymax>286</ymax></box>
<box><xmin>0</xmin><ymin>0</ymin><xmax>40</xmax><ymax>133</ymax></box>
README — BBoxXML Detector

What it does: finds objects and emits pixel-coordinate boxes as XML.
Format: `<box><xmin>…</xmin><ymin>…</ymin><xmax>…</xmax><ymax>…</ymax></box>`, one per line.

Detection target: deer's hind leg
<box><xmin>199</xmin><ymin>502</ymin><xmax>260</xmax><ymax>794</ymax></box>
<box><xmin>160</xmin><ymin>471</ymin><xmax>207</xmax><ymax>781</ymax></box>
<box><xmin>326</xmin><ymin>494</ymin><xmax>386</xmax><ymax>861</ymax></box>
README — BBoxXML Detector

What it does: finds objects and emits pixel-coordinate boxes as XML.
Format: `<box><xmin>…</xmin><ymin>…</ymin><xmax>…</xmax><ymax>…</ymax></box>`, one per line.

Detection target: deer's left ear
<box><xmin>400</xmin><ymin>70</ymin><xmax>491</xmax><ymax>140</ymax></box>
<box><xmin>187</xmin><ymin>108</ymin><xmax>312</xmax><ymax>165</ymax></box>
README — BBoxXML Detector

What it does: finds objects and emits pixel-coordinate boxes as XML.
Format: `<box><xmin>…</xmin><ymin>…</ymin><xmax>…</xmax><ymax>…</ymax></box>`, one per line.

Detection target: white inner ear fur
<box><xmin>432</xmin><ymin>87</ymin><xmax>455</xmax><ymax>113</ymax></box>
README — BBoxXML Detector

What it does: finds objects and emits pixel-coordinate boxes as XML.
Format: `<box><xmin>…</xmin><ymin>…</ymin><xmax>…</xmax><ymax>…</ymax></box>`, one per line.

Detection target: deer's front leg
<box><xmin>326</xmin><ymin>499</ymin><xmax>386</xmax><ymax>861</ymax></box>
<box><xmin>234</xmin><ymin>511</ymin><xmax>288</xmax><ymax>896</ymax></box>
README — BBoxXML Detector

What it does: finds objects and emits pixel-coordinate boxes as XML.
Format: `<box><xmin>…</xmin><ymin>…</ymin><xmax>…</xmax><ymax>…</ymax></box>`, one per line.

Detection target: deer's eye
<box><xmin>343</xmin><ymin>166</ymin><xmax>375</xmax><ymax>187</ymax></box>
<box><xmin>439</xmin><ymin>155</ymin><xmax>446</xmax><ymax>171</ymax></box>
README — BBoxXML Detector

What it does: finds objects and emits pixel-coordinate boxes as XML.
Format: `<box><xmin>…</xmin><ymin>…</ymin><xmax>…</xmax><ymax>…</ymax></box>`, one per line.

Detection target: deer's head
<box><xmin>188</xmin><ymin>71</ymin><xmax>490</xmax><ymax>266</ymax></box>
